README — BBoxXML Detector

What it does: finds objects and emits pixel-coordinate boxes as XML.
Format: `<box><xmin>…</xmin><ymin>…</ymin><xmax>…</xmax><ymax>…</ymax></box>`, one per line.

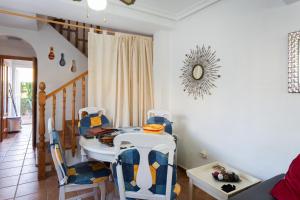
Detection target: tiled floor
<box><xmin>0</xmin><ymin>125</ymin><xmax>214</xmax><ymax>200</ymax></box>
<box><xmin>0</xmin><ymin>125</ymin><xmax>48</xmax><ymax>200</ymax></box>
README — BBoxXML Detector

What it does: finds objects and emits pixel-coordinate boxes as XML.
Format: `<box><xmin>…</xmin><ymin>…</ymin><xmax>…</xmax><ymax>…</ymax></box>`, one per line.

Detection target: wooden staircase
<box><xmin>49</xmin><ymin>18</ymin><xmax>104</xmax><ymax>56</ymax></box>
<box><xmin>38</xmin><ymin>71</ymin><xmax>88</xmax><ymax>180</ymax></box>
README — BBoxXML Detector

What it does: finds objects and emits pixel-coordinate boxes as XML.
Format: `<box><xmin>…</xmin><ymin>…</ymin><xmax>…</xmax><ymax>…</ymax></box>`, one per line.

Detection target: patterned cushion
<box><xmin>67</xmin><ymin>161</ymin><xmax>111</xmax><ymax>185</ymax></box>
<box><xmin>113</xmin><ymin>149</ymin><xmax>180</xmax><ymax>199</ymax></box>
<box><xmin>51</xmin><ymin>131</ymin><xmax>68</xmax><ymax>177</ymax></box>
<box><xmin>78</xmin><ymin>113</ymin><xmax>110</xmax><ymax>136</ymax></box>
<box><xmin>51</xmin><ymin>131</ymin><xmax>111</xmax><ymax>185</ymax></box>
<box><xmin>147</xmin><ymin>116</ymin><xmax>172</xmax><ymax>135</ymax></box>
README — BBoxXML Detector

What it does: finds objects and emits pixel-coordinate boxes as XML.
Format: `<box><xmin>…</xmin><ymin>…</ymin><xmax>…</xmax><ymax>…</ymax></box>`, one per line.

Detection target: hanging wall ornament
<box><xmin>48</xmin><ymin>47</ymin><xmax>55</xmax><ymax>60</ymax></box>
<box><xmin>70</xmin><ymin>60</ymin><xmax>77</xmax><ymax>73</ymax></box>
<box><xmin>180</xmin><ymin>45</ymin><xmax>221</xmax><ymax>100</ymax></box>
<box><xmin>59</xmin><ymin>53</ymin><xmax>66</xmax><ymax>67</ymax></box>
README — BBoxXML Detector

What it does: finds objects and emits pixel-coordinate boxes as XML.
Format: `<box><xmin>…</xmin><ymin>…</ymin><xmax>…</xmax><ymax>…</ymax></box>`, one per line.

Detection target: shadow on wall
<box><xmin>173</xmin><ymin>114</ymin><xmax>217</xmax><ymax>169</ymax></box>
<box><xmin>0</xmin><ymin>35</ymin><xmax>37</xmax><ymax>57</ymax></box>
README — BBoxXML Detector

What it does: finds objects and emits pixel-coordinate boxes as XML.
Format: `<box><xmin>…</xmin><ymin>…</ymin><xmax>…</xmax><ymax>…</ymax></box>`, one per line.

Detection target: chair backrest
<box><xmin>48</xmin><ymin>118</ymin><xmax>68</xmax><ymax>186</ymax></box>
<box><xmin>147</xmin><ymin>116</ymin><xmax>173</xmax><ymax>135</ymax></box>
<box><xmin>114</xmin><ymin>133</ymin><xmax>176</xmax><ymax>200</ymax></box>
<box><xmin>78</xmin><ymin>107</ymin><xmax>106</xmax><ymax>120</ymax></box>
<box><xmin>147</xmin><ymin>109</ymin><xmax>171</xmax><ymax>121</ymax></box>
<box><xmin>78</xmin><ymin>107</ymin><xmax>110</xmax><ymax>135</ymax></box>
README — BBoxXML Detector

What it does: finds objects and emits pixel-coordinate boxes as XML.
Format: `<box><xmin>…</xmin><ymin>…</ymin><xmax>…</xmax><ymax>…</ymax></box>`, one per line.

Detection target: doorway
<box><xmin>0</xmin><ymin>56</ymin><xmax>37</xmax><ymax>148</ymax></box>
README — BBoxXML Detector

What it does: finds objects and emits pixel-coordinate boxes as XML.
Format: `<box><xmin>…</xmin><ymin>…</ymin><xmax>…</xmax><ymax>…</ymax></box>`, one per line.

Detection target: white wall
<box><xmin>0</xmin><ymin>24</ymin><xmax>88</xmax><ymax>139</ymax></box>
<box><xmin>169</xmin><ymin>0</ymin><xmax>300</xmax><ymax>179</ymax></box>
<box><xmin>0</xmin><ymin>36</ymin><xmax>36</xmax><ymax>57</ymax></box>
<box><xmin>153</xmin><ymin>31</ymin><xmax>172</xmax><ymax>111</ymax></box>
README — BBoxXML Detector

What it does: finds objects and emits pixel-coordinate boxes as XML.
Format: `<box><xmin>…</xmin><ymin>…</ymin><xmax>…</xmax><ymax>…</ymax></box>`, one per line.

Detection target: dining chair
<box><xmin>48</xmin><ymin>118</ymin><xmax>111</xmax><ymax>200</ymax></box>
<box><xmin>147</xmin><ymin>110</ymin><xmax>173</xmax><ymax>135</ymax></box>
<box><xmin>113</xmin><ymin>133</ymin><xmax>181</xmax><ymax>200</ymax></box>
<box><xmin>78</xmin><ymin>107</ymin><xmax>106</xmax><ymax>120</ymax></box>
<box><xmin>147</xmin><ymin>109</ymin><xmax>172</xmax><ymax>121</ymax></box>
<box><xmin>78</xmin><ymin>107</ymin><xmax>111</xmax><ymax>161</ymax></box>
<box><xmin>78</xmin><ymin>107</ymin><xmax>110</xmax><ymax>136</ymax></box>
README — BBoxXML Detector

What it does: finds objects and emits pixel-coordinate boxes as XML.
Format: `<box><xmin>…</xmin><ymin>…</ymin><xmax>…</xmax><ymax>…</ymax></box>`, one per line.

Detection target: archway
<box><xmin>0</xmin><ymin>35</ymin><xmax>38</xmax><ymax>148</ymax></box>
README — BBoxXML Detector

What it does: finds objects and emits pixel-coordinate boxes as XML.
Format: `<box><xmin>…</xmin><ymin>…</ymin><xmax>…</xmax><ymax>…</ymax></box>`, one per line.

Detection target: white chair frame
<box><xmin>48</xmin><ymin>118</ymin><xmax>107</xmax><ymax>200</ymax></box>
<box><xmin>147</xmin><ymin>109</ymin><xmax>172</xmax><ymax>121</ymax></box>
<box><xmin>78</xmin><ymin>107</ymin><xmax>106</xmax><ymax>162</ymax></box>
<box><xmin>114</xmin><ymin>133</ymin><xmax>176</xmax><ymax>200</ymax></box>
<box><xmin>78</xmin><ymin>107</ymin><xmax>106</xmax><ymax>120</ymax></box>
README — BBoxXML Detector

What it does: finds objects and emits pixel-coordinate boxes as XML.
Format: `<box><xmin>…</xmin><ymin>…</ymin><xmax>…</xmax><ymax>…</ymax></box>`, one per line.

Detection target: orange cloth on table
<box><xmin>143</xmin><ymin>124</ymin><xmax>164</xmax><ymax>134</ymax></box>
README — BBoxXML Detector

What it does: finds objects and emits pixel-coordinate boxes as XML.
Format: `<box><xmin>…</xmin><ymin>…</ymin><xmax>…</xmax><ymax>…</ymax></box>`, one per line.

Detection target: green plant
<box><xmin>20</xmin><ymin>82</ymin><xmax>32</xmax><ymax>115</ymax></box>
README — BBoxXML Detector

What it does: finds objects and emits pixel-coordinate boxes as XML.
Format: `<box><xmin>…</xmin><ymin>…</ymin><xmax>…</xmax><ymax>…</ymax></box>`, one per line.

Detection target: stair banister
<box><xmin>38</xmin><ymin>82</ymin><xmax>46</xmax><ymax>180</ymax></box>
<box><xmin>38</xmin><ymin>71</ymin><xmax>88</xmax><ymax>180</ymax></box>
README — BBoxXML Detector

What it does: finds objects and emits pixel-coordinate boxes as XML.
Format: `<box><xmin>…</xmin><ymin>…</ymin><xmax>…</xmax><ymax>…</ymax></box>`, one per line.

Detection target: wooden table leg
<box><xmin>189</xmin><ymin>178</ymin><xmax>193</xmax><ymax>200</ymax></box>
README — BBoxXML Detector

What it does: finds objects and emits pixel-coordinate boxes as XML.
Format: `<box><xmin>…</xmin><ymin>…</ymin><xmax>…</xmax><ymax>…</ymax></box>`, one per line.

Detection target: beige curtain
<box><xmin>88</xmin><ymin>32</ymin><xmax>154</xmax><ymax>128</ymax></box>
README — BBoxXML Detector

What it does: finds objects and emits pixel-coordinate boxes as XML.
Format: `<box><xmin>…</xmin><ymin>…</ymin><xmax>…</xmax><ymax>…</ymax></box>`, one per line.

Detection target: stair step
<box><xmin>65</xmin><ymin>120</ymin><xmax>79</xmax><ymax>136</ymax></box>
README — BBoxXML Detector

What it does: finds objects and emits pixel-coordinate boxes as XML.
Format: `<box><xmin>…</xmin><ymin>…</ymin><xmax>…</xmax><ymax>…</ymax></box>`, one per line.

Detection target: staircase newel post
<box><xmin>38</xmin><ymin>82</ymin><xmax>46</xmax><ymax>180</ymax></box>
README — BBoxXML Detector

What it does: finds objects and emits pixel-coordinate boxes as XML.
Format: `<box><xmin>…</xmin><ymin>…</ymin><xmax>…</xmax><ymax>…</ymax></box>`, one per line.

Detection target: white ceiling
<box><xmin>1</xmin><ymin>0</ymin><xmax>297</xmax><ymax>34</ymax></box>
<box><xmin>0</xmin><ymin>0</ymin><xmax>220</xmax><ymax>34</ymax></box>
<box><xmin>283</xmin><ymin>0</ymin><xmax>300</xmax><ymax>4</ymax></box>
<box><xmin>109</xmin><ymin>0</ymin><xmax>221</xmax><ymax>20</ymax></box>
<box><xmin>0</xmin><ymin>11</ymin><xmax>38</xmax><ymax>30</ymax></box>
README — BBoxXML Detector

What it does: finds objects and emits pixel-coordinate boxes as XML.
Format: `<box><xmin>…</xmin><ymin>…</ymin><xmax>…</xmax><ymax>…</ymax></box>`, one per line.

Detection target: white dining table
<box><xmin>79</xmin><ymin>128</ymin><xmax>174</xmax><ymax>163</ymax></box>
<box><xmin>79</xmin><ymin>136</ymin><xmax>116</xmax><ymax>162</ymax></box>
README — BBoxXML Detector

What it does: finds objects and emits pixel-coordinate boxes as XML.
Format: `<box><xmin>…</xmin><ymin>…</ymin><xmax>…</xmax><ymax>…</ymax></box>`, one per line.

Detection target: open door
<box><xmin>0</xmin><ymin>56</ymin><xmax>37</xmax><ymax>147</ymax></box>
<box><xmin>0</xmin><ymin>58</ymin><xmax>3</xmax><ymax>142</ymax></box>
<box><xmin>0</xmin><ymin>58</ymin><xmax>9</xmax><ymax>142</ymax></box>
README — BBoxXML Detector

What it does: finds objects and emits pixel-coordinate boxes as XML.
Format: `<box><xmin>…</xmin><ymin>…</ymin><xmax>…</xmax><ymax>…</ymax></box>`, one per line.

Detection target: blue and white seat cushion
<box><xmin>67</xmin><ymin>161</ymin><xmax>111</xmax><ymax>184</ymax></box>
<box><xmin>51</xmin><ymin>131</ymin><xmax>111</xmax><ymax>185</ymax></box>
<box><xmin>113</xmin><ymin>149</ymin><xmax>181</xmax><ymax>199</ymax></box>
<box><xmin>147</xmin><ymin>116</ymin><xmax>172</xmax><ymax>135</ymax></box>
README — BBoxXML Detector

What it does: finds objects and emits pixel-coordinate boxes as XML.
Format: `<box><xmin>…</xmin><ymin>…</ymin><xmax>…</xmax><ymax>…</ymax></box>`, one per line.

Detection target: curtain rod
<box><xmin>0</xmin><ymin>9</ymin><xmax>153</xmax><ymax>38</ymax></box>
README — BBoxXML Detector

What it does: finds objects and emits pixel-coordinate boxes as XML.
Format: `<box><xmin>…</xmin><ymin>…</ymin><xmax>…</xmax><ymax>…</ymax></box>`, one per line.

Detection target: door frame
<box><xmin>0</xmin><ymin>55</ymin><xmax>38</xmax><ymax>148</ymax></box>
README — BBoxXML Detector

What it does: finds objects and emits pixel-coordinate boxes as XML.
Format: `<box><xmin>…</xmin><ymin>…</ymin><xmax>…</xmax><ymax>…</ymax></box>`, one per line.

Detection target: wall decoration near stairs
<box><xmin>71</xmin><ymin>60</ymin><xmax>77</xmax><ymax>72</ymax></box>
<box><xmin>59</xmin><ymin>53</ymin><xmax>66</xmax><ymax>66</ymax></box>
<box><xmin>48</xmin><ymin>47</ymin><xmax>55</xmax><ymax>60</ymax></box>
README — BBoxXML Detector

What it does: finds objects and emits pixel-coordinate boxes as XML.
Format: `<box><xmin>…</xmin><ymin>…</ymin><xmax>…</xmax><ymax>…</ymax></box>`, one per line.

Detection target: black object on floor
<box><xmin>222</xmin><ymin>184</ymin><xmax>236</xmax><ymax>193</ymax></box>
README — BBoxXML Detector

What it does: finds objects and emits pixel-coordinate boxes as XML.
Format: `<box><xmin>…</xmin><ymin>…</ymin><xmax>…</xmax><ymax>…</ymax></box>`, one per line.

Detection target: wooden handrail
<box><xmin>38</xmin><ymin>70</ymin><xmax>88</xmax><ymax>179</ymax></box>
<box><xmin>38</xmin><ymin>82</ymin><xmax>46</xmax><ymax>180</ymax></box>
<box><xmin>46</xmin><ymin>71</ymin><xmax>88</xmax><ymax>99</ymax></box>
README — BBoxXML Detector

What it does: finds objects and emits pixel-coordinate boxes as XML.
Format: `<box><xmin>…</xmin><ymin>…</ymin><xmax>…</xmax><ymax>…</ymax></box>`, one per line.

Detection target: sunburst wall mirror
<box><xmin>180</xmin><ymin>45</ymin><xmax>222</xmax><ymax>100</ymax></box>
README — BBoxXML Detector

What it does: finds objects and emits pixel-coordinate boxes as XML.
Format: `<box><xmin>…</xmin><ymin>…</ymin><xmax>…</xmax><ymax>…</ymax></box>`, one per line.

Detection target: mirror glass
<box><xmin>192</xmin><ymin>65</ymin><xmax>204</xmax><ymax>80</ymax></box>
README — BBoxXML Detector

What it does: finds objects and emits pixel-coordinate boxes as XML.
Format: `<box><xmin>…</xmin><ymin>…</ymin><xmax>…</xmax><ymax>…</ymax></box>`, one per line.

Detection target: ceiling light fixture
<box><xmin>87</xmin><ymin>0</ymin><xmax>107</xmax><ymax>11</ymax></box>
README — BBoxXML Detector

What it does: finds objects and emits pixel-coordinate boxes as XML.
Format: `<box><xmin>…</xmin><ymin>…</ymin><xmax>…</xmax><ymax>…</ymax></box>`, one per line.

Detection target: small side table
<box><xmin>187</xmin><ymin>162</ymin><xmax>261</xmax><ymax>200</ymax></box>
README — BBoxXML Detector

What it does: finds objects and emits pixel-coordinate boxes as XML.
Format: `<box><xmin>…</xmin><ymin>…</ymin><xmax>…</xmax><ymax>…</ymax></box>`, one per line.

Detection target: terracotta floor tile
<box><xmin>0</xmin><ymin>186</ymin><xmax>16</xmax><ymax>200</ymax></box>
<box><xmin>0</xmin><ymin>167</ymin><xmax>22</xmax><ymax>178</ymax></box>
<box><xmin>13</xmin><ymin>143</ymin><xmax>28</xmax><ymax>147</ymax></box>
<box><xmin>23</xmin><ymin>158</ymin><xmax>36</xmax><ymax>166</ymax></box>
<box><xmin>15</xmin><ymin>192</ymin><xmax>47</xmax><ymax>200</ymax></box>
<box><xmin>21</xmin><ymin>165</ymin><xmax>38</xmax><ymax>174</ymax></box>
<box><xmin>3</xmin><ymin>155</ymin><xmax>24</xmax><ymax>162</ymax></box>
<box><xmin>16</xmin><ymin>181</ymin><xmax>46</xmax><ymax>197</ymax></box>
<box><xmin>14</xmin><ymin>138</ymin><xmax>29</xmax><ymax>141</ymax></box>
<box><xmin>6</xmin><ymin>150</ymin><xmax>26</xmax><ymax>156</ymax></box>
<box><xmin>0</xmin><ymin>160</ymin><xmax>23</xmax><ymax>170</ymax></box>
<box><xmin>0</xmin><ymin>147</ymin><xmax>10</xmax><ymax>152</ymax></box>
<box><xmin>9</xmin><ymin>146</ymin><xmax>27</xmax><ymax>151</ymax></box>
<box><xmin>26</xmin><ymin>149</ymin><xmax>34</xmax><ymax>154</ymax></box>
<box><xmin>46</xmin><ymin>190</ymin><xmax>59</xmax><ymax>200</ymax></box>
<box><xmin>0</xmin><ymin>175</ymin><xmax>19</xmax><ymax>188</ymax></box>
<box><xmin>25</xmin><ymin>153</ymin><xmax>35</xmax><ymax>159</ymax></box>
<box><xmin>12</xmin><ymin>144</ymin><xmax>28</xmax><ymax>148</ymax></box>
<box><xmin>19</xmin><ymin>172</ymin><xmax>38</xmax><ymax>184</ymax></box>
